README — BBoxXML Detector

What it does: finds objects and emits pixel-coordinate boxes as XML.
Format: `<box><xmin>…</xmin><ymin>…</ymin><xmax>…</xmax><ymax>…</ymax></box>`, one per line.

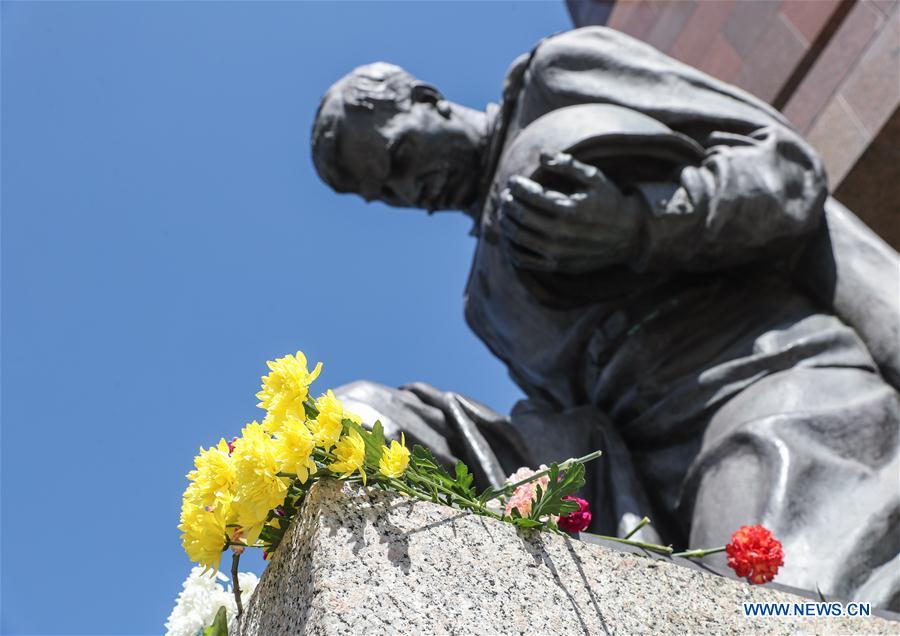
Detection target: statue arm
<box><xmin>628</xmin><ymin>126</ymin><xmax>827</xmax><ymax>272</ymax></box>
<box><xmin>507</xmin><ymin>28</ymin><xmax>828</xmax><ymax>273</ymax></box>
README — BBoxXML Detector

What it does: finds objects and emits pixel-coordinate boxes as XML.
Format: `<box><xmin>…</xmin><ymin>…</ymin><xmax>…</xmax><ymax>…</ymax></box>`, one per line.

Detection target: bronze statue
<box><xmin>311</xmin><ymin>27</ymin><xmax>900</xmax><ymax>609</ymax></box>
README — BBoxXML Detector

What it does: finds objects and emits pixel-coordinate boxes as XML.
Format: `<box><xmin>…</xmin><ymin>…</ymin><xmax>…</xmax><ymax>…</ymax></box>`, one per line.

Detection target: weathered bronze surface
<box><xmin>311</xmin><ymin>27</ymin><xmax>899</xmax><ymax>608</ymax></box>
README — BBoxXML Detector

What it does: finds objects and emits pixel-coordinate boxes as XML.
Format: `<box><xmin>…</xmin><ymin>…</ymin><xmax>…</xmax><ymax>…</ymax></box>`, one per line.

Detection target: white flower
<box><xmin>165</xmin><ymin>566</ymin><xmax>260</xmax><ymax>636</ymax></box>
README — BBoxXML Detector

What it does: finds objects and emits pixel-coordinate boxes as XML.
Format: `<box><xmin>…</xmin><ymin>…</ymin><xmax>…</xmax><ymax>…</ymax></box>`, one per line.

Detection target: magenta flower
<box><xmin>558</xmin><ymin>496</ymin><xmax>591</xmax><ymax>533</ymax></box>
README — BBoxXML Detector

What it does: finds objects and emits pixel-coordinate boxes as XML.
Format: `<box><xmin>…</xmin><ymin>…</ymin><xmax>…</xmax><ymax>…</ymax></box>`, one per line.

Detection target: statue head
<box><xmin>312</xmin><ymin>63</ymin><xmax>486</xmax><ymax>212</ymax></box>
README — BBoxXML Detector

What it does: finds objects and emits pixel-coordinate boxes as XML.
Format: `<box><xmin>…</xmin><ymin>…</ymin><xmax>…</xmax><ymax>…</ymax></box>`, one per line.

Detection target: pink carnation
<box><xmin>504</xmin><ymin>465</ymin><xmax>549</xmax><ymax>518</ymax></box>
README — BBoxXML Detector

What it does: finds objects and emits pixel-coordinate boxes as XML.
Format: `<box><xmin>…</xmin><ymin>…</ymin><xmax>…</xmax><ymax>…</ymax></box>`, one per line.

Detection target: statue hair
<box><xmin>311</xmin><ymin>63</ymin><xmax>415</xmax><ymax>193</ymax></box>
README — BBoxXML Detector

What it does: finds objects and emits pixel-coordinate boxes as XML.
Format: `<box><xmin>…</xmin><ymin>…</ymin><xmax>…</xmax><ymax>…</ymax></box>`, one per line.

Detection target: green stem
<box><xmin>341</xmin><ymin>471</ymin><xmax>432</xmax><ymax>506</ymax></box>
<box><xmin>313</xmin><ymin>447</ymin><xmax>334</xmax><ymax>460</ymax></box>
<box><xmin>590</xmin><ymin>533</ymin><xmax>674</xmax><ymax>555</ymax></box>
<box><xmin>405</xmin><ymin>472</ymin><xmax>501</xmax><ymax>519</ymax></box>
<box><xmin>622</xmin><ymin>516</ymin><xmax>650</xmax><ymax>540</ymax></box>
<box><xmin>231</xmin><ymin>552</ymin><xmax>243</xmax><ymax>617</ymax></box>
<box><xmin>485</xmin><ymin>450</ymin><xmax>603</xmax><ymax>502</ymax></box>
<box><xmin>407</xmin><ymin>473</ymin><xmax>477</xmax><ymax>507</ymax></box>
<box><xmin>672</xmin><ymin>546</ymin><xmax>726</xmax><ymax>559</ymax></box>
<box><xmin>226</xmin><ymin>540</ymin><xmax>262</xmax><ymax>549</ymax></box>
<box><xmin>383</xmin><ymin>477</ymin><xmax>433</xmax><ymax>503</ymax></box>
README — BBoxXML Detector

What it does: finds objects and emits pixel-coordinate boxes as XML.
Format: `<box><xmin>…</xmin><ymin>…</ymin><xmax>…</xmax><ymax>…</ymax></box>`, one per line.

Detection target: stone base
<box><xmin>237</xmin><ymin>480</ymin><xmax>897</xmax><ymax>635</ymax></box>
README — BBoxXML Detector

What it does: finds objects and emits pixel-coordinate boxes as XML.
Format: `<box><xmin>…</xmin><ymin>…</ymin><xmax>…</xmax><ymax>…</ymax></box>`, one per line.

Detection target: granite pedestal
<box><xmin>237</xmin><ymin>479</ymin><xmax>897</xmax><ymax>635</ymax></box>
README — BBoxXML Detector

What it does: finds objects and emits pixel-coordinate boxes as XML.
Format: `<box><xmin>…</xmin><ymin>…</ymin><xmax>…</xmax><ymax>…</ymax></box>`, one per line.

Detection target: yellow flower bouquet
<box><xmin>178</xmin><ymin>350</ymin><xmax>606</xmax><ymax>619</ymax></box>
<box><xmin>177</xmin><ymin>350</ymin><xmax>787</xmax><ymax>633</ymax></box>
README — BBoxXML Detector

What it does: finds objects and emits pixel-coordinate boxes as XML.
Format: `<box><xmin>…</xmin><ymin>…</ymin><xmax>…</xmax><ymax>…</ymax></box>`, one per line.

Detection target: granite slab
<box><xmin>237</xmin><ymin>479</ymin><xmax>898</xmax><ymax>635</ymax></box>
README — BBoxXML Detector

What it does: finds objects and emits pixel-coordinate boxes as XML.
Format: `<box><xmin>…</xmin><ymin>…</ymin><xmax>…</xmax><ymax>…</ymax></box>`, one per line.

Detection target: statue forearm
<box><xmin>508</xmin><ymin>29</ymin><xmax>827</xmax><ymax>274</ymax></box>
<box><xmin>629</xmin><ymin>126</ymin><xmax>828</xmax><ymax>272</ymax></box>
<box><xmin>499</xmin><ymin>124</ymin><xmax>827</xmax><ymax>275</ymax></box>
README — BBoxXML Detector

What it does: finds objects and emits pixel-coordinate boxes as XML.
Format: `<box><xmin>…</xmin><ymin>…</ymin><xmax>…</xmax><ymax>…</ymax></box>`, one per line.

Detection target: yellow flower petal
<box><xmin>256</xmin><ymin>351</ymin><xmax>322</xmax><ymax>434</ymax></box>
<box><xmin>329</xmin><ymin>430</ymin><xmax>367</xmax><ymax>484</ymax></box>
<box><xmin>379</xmin><ymin>433</ymin><xmax>410</xmax><ymax>478</ymax></box>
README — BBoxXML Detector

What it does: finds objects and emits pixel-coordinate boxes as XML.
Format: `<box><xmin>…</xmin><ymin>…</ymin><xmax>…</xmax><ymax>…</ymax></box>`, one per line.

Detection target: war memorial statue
<box><xmin>310</xmin><ymin>27</ymin><xmax>900</xmax><ymax>608</ymax></box>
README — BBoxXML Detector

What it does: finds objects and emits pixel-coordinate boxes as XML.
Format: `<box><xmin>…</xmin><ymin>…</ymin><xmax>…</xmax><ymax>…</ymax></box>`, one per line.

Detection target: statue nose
<box><xmin>359</xmin><ymin>185</ymin><xmax>380</xmax><ymax>203</ymax></box>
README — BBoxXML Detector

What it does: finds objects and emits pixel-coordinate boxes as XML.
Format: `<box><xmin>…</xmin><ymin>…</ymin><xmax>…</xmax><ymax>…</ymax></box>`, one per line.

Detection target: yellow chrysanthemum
<box><xmin>231</xmin><ymin>422</ymin><xmax>288</xmax><ymax>543</ymax></box>
<box><xmin>273</xmin><ymin>416</ymin><xmax>318</xmax><ymax>483</ymax></box>
<box><xmin>329</xmin><ymin>430</ymin><xmax>367</xmax><ymax>483</ymax></box>
<box><xmin>379</xmin><ymin>433</ymin><xmax>410</xmax><ymax>478</ymax></box>
<box><xmin>178</xmin><ymin>499</ymin><xmax>227</xmax><ymax>571</ymax></box>
<box><xmin>184</xmin><ymin>439</ymin><xmax>236</xmax><ymax>508</ymax></box>
<box><xmin>256</xmin><ymin>351</ymin><xmax>323</xmax><ymax>434</ymax></box>
<box><xmin>308</xmin><ymin>390</ymin><xmax>360</xmax><ymax>450</ymax></box>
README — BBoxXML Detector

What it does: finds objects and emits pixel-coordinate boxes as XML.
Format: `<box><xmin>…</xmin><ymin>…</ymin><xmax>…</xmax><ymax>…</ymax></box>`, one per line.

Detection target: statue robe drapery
<box><xmin>336</xmin><ymin>27</ymin><xmax>900</xmax><ymax>609</ymax></box>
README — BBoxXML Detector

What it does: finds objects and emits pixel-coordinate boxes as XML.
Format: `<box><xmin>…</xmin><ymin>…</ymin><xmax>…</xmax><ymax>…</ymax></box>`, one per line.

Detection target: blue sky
<box><xmin>1</xmin><ymin>2</ymin><xmax>572</xmax><ymax>634</ymax></box>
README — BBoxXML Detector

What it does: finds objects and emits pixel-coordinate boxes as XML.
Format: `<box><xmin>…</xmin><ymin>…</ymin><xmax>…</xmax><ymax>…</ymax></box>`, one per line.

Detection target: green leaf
<box><xmin>303</xmin><ymin>400</ymin><xmax>319</xmax><ymax>420</ymax></box>
<box><xmin>454</xmin><ymin>462</ymin><xmax>474</xmax><ymax>497</ymax></box>
<box><xmin>528</xmin><ymin>463</ymin><xmax>586</xmax><ymax>520</ymax></box>
<box><xmin>410</xmin><ymin>444</ymin><xmax>439</xmax><ymax>468</ymax></box>
<box><xmin>558</xmin><ymin>500</ymin><xmax>580</xmax><ymax>514</ymax></box>
<box><xmin>366</xmin><ymin>420</ymin><xmax>385</xmax><ymax>468</ymax></box>
<box><xmin>202</xmin><ymin>606</ymin><xmax>229</xmax><ymax>636</ymax></box>
<box><xmin>478</xmin><ymin>485</ymin><xmax>505</xmax><ymax>505</ymax></box>
<box><xmin>507</xmin><ymin>510</ymin><xmax>543</xmax><ymax>529</ymax></box>
<box><xmin>411</xmin><ymin>445</ymin><xmax>453</xmax><ymax>481</ymax></box>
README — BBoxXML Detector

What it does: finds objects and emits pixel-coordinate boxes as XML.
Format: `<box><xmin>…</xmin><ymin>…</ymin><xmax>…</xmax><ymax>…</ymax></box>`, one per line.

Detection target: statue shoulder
<box><xmin>526</xmin><ymin>27</ymin><xmax>659</xmax><ymax>81</ymax></box>
<box><xmin>503</xmin><ymin>27</ymin><xmax>625</xmax><ymax>99</ymax></box>
<box><xmin>506</xmin><ymin>27</ymin><xmax>671</xmax><ymax>124</ymax></box>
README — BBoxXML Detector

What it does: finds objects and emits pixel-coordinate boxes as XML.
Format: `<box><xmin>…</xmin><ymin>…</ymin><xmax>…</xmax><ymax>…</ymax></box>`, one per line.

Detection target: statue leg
<box><xmin>333</xmin><ymin>380</ymin><xmax>661</xmax><ymax>540</ymax></box>
<box><xmin>332</xmin><ymin>380</ymin><xmax>529</xmax><ymax>489</ymax></box>
<box><xmin>510</xmin><ymin>400</ymin><xmax>661</xmax><ymax>541</ymax></box>
<box><xmin>681</xmin><ymin>366</ymin><xmax>900</xmax><ymax>609</ymax></box>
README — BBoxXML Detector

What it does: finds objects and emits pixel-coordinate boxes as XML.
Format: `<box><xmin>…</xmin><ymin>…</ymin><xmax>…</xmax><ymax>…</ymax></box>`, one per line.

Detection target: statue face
<box><xmin>336</xmin><ymin>100</ymin><xmax>484</xmax><ymax>212</ymax></box>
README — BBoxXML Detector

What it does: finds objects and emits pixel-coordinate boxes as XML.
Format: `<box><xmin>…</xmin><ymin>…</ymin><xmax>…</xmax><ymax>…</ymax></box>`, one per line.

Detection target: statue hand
<box><xmin>498</xmin><ymin>152</ymin><xmax>643</xmax><ymax>272</ymax></box>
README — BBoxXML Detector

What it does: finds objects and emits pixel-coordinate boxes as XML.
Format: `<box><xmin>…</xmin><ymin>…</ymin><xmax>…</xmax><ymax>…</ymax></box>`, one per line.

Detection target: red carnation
<box><xmin>558</xmin><ymin>496</ymin><xmax>592</xmax><ymax>533</ymax></box>
<box><xmin>726</xmin><ymin>525</ymin><xmax>784</xmax><ymax>584</ymax></box>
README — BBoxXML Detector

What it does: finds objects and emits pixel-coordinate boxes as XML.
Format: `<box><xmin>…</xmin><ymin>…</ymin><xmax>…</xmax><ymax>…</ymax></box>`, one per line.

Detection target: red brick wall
<box><xmin>789</xmin><ymin>1</ymin><xmax>898</xmax><ymax>183</ymax></box>
<box><xmin>608</xmin><ymin>0</ymin><xmax>840</xmax><ymax>100</ymax></box>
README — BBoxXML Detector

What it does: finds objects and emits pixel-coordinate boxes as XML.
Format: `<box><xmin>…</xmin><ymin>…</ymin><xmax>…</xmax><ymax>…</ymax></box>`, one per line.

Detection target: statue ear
<box><xmin>410</xmin><ymin>82</ymin><xmax>443</xmax><ymax>104</ymax></box>
<box><xmin>410</xmin><ymin>83</ymin><xmax>451</xmax><ymax>118</ymax></box>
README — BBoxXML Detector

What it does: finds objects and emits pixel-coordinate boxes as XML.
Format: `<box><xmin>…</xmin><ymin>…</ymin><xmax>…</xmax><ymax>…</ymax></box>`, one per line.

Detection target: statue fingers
<box><xmin>401</xmin><ymin>382</ymin><xmax>451</xmax><ymax>410</ymax></box>
<box><xmin>539</xmin><ymin>152</ymin><xmax>610</xmax><ymax>189</ymax></box>
<box><xmin>508</xmin><ymin>175</ymin><xmax>573</xmax><ymax>214</ymax></box>
<box><xmin>502</xmin><ymin>192</ymin><xmax>614</xmax><ymax>243</ymax></box>
<box><xmin>499</xmin><ymin>189</ymin><xmax>541</xmax><ymax>236</ymax></box>
<box><xmin>506</xmin><ymin>242</ymin><xmax>559</xmax><ymax>271</ymax></box>
<box><xmin>499</xmin><ymin>212</ymin><xmax>556</xmax><ymax>256</ymax></box>
<box><xmin>500</xmin><ymin>193</ymin><xmax>560</xmax><ymax>236</ymax></box>
<box><xmin>498</xmin><ymin>215</ymin><xmax>563</xmax><ymax>270</ymax></box>
<box><xmin>557</xmin><ymin>254</ymin><xmax>615</xmax><ymax>273</ymax></box>
<box><xmin>501</xmin><ymin>215</ymin><xmax>601</xmax><ymax>271</ymax></box>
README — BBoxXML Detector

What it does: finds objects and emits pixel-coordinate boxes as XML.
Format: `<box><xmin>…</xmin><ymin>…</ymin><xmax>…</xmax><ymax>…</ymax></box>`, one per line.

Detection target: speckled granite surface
<box><xmin>237</xmin><ymin>479</ymin><xmax>897</xmax><ymax>635</ymax></box>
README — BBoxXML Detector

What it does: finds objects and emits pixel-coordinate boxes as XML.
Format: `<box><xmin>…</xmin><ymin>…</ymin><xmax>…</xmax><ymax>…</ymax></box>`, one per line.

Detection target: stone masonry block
<box><xmin>237</xmin><ymin>480</ymin><xmax>897</xmax><ymax>635</ymax></box>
